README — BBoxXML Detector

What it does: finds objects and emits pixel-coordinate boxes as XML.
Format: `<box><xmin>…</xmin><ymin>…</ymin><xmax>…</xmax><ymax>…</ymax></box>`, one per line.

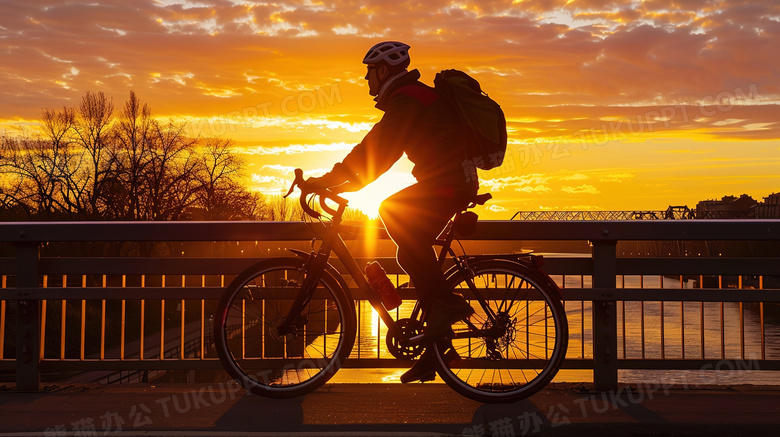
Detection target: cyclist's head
<box><xmin>363</xmin><ymin>41</ymin><xmax>410</xmax><ymax>97</ymax></box>
<box><xmin>363</xmin><ymin>41</ymin><xmax>410</xmax><ymax>73</ymax></box>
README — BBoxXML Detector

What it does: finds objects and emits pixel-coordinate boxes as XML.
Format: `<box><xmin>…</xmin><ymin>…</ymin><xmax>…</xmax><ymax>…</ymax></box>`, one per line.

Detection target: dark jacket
<box><xmin>337</xmin><ymin>69</ymin><xmax>477</xmax><ymax>194</ymax></box>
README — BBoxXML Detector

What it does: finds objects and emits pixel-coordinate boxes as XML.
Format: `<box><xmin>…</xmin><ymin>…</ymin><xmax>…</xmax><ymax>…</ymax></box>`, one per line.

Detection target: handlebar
<box><xmin>284</xmin><ymin>168</ymin><xmax>349</xmax><ymax>219</ymax></box>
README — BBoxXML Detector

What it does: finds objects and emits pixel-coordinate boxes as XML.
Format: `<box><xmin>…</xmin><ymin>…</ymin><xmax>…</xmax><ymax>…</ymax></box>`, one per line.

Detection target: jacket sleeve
<box><xmin>337</xmin><ymin>94</ymin><xmax>418</xmax><ymax>188</ymax></box>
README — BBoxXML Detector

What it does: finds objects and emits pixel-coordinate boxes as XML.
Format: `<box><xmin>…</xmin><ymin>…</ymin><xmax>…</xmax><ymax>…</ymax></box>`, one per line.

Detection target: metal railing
<box><xmin>1</xmin><ymin>220</ymin><xmax>779</xmax><ymax>391</ymax></box>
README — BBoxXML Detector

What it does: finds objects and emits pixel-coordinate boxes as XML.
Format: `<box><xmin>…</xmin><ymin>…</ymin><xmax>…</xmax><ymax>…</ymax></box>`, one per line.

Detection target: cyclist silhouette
<box><xmin>303</xmin><ymin>41</ymin><xmax>477</xmax><ymax>383</ymax></box>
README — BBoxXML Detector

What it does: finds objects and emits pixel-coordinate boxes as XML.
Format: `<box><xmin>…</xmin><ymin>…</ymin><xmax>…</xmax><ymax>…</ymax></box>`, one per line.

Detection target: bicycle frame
<box><xmin>274</xmin><ymin>196</ymin><xmax>406</xmax><ymax>342</ymax></box>
<box><xmin>276</xmin><ymin>198</ymin><xmax>517</xmax><ymax>347</ymax></box>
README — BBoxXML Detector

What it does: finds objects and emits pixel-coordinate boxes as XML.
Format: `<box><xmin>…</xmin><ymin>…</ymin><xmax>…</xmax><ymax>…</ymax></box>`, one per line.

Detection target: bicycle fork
<box><xmin>274</xmin><ymin>249</ymin><xmax>331</xmax><ymax>336</ymax></box>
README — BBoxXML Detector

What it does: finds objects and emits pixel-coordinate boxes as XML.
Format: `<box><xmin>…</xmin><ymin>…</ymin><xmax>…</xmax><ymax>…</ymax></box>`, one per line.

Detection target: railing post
<box><xmin>592</xmin><ymin>239</ymin><xmax>618</xmax><ymax>391</ymax></box>
<box><xmin>14</xmin><ymin>242</ymin><xmax>41</xmax><ymax>392</ymax></box>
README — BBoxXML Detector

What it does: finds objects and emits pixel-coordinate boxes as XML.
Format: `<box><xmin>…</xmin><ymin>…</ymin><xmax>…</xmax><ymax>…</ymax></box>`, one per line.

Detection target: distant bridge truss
<box><xmin>508</xmin><ymin>206</ymin><xmax>751</xmax><ymax>220</ymax></box>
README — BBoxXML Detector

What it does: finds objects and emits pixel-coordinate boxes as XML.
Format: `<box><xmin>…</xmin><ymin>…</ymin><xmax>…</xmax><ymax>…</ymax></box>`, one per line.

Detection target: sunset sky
<box><xmin>2</xmin><ymin>0</ymin><xmax>779</xmax><ymax>218</ymax></box>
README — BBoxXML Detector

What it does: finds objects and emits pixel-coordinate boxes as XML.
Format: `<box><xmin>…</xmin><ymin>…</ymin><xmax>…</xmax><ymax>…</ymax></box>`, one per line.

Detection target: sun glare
<box><xmin>341</xmin><ymin>171</ymin><xmax>416</xmax><ymax>219</ymax></box>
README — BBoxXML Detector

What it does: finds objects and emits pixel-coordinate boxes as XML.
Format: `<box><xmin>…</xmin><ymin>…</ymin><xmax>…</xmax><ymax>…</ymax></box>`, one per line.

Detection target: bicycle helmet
<box><xmin>362</xmin><ymin>41</ymin><xmax>411</xmax><ymax>68</ymax></box>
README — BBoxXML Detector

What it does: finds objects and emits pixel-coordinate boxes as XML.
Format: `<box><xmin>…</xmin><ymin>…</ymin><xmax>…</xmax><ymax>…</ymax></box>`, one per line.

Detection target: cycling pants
<box><xmin>378</xmin><ymin>183</ymin><xmax>473</xmax><ymax>307</ymax></box>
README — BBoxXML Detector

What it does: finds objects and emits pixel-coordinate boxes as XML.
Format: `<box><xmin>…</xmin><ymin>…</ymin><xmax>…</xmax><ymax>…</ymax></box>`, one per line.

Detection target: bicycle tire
<box><xmin>214</xmin><ymin>257</ymin><xmax>356</xmax><ymax>398</ymax></box>
<box><xmin>434</xmin><ymin>259</ymin><xmax>568</xmax><ymax>403</ymax></box>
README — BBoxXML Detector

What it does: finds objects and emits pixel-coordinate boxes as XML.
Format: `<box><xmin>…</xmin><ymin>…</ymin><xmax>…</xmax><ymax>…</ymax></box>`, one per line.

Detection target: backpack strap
<box><xmin>394</xmin><ymin>84</ymin><xmax>440</xmax><ymax>106</ymax></box>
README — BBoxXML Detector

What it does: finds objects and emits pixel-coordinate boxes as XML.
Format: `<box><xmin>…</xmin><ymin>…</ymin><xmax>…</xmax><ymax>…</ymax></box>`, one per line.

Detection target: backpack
<box><xmin>434</xmin><ymin>69</ymin><xmax>507</xmax><ymax>170</ymax></box>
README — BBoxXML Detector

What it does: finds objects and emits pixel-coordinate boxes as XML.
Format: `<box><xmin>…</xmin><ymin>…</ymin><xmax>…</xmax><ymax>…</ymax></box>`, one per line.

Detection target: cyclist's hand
<box><xmin>301</xmin><ymin>175</ymin><xmax>330</xmax><ymax>190</ymax></box>
<box><xmin>302</xmin><ymin>168</ymin><xmax>350</xmax><ymax>191</ymax></box>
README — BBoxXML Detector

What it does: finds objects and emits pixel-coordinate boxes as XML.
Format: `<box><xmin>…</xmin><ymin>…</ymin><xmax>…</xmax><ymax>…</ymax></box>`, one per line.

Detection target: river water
<box><xmin>332</xmin><ymin>272</ymin><xmax>780</xmax><ymax>387</ymax></box>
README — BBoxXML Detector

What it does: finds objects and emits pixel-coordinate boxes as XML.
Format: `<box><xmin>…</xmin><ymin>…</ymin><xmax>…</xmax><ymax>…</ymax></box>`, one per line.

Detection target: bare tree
<box><xmin>0</xmin><ymin>133</ymin><xmax>72</xmax><ymax>219</ymax></box>
<box><xmin>1</xmin><ymin>90</ymin><xmax>271</xmax><ymax>222</ymax></box>
<box><xmin>196</xmin><ymin>138</ymin><xmax>239</xmax><ymax>217</ymax></box>
<box><xmin>265</xmin><ymin>194</ymin><xmax>292</xmax><ymax>221</ymax></box>
<box><xmin>0</xmin><ymin>135</ymin><xmax>33</xmax><ymax>219</ymax></box>
<box><xmin>145</xmin><ymin>119</ymin><xmax>200</xmax><ymax>220</ymax></box>
<box><xmin>109</xmin><ymin>90</ymin><xmax>154</xmax><ymax>219</ymax></box>
<box><xmin>41</xmin><ymin>106</ymin><xmax>75</xmax><ymax>149</ymax></box>
<box><xmin>70</xmin><ymin>91</ymin><xmax>115</xmax><ymax>218</ymax></box>
<box><xmin>192</xmin><ymin>138</ymin><xmax>268</xmax><ymax>220</ymax></box>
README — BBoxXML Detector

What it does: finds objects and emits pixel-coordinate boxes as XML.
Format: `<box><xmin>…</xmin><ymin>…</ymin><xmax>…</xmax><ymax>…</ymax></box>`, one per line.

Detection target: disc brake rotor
<box><xmin>482</xmin><ymin>312</ymin><xmax>516</xmax><ymax>358</ymax></box>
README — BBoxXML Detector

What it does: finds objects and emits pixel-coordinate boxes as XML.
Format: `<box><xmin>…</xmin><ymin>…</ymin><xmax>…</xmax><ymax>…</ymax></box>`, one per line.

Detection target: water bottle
<box><xmin>365</xmin><ymin>261</ymin><xmax>402</xmax><ymax>310</ymax></box>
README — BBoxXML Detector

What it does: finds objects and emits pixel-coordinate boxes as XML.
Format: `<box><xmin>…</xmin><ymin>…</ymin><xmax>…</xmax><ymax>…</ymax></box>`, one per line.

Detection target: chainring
<box><xmin>385</xmin><ymin>318</ymin><xmax>425</xmax><ymax>360</ymax></box>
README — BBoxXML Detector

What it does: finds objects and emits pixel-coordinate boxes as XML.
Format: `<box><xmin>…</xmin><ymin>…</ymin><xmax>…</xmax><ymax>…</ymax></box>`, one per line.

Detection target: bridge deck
<box><xmin>1</xmin><ymin>382</ymin><xmax>779</xmax><ymax>436</ymax></box>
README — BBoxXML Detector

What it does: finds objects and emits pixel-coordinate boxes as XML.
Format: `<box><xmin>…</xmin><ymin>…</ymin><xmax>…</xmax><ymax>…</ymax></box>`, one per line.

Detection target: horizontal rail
<box><xmin>563</xmin><ymin>288</ymin><xmax>780</xmax><ymax>302</ymax></box>
<box><xmin>1</xmin><ymin>220</ymin><xmax>779</xmax><ymax>243</ymax></box>
<box><xmin>1</xmin><ymin>256</ymin><xmax>778</xmax><ymax>277</ymax></box>
<box><xmin>5</xmin><ymin>358</ymin><xmax>776</xmax><ymax>373</ymax></box>
<box><xmin>4</xmin><ymin>286</ymin><xmax>780</xmax><ymax>302</ymax></box>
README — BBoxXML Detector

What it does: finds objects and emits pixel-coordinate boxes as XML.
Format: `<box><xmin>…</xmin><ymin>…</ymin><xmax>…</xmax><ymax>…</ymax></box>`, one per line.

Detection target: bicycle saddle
<box><xmin>455</xmin><ymin>193</ymin><xmax>491</xmax><ymax>236</ymax></box>
<box><xmin>471</xmin><ymin>193</ymin><xmax>492</xmax><ymax>206</ymax></box>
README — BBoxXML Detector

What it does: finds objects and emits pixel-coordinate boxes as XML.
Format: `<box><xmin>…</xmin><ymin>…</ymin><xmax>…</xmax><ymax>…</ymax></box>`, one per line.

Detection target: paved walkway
<box><xmin>1</xmin><ymin>382</ymin><xmax>779</xmax><ymax>436</ymax></box>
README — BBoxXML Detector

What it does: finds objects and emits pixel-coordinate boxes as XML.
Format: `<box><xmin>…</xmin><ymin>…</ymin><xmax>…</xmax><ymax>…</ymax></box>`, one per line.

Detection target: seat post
<box><xmin>435</xmin><ymin>212</ymin><xmax>461</xmax><ymax>264</ymax></box>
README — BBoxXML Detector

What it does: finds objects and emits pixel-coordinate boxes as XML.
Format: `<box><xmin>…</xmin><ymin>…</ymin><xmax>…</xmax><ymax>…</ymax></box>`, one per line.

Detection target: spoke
<box><xmin>498</xmin><ymin>274</ymin><xmax>528</xmax><ymax>314</ymax></box>
<box><xmin>220</xmin><ymin>264</ymin><xmax>348</xmax><ymax>391</ymax></box>
<box><xmin>517</xmin><ymin>303</ymin><xmax>552</xmax><ymax>326</ymax></box>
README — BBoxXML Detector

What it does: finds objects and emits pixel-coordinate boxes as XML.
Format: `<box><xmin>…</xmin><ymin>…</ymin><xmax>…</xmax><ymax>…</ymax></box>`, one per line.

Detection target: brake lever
<box><xmin>284</xmin><ymin>168</ymin><xmax>304</xmax><ymax>199</ymax></box>
<box><xmin>285</xmin><ymin>168</ymin><xmax>322</xmax><ymax>219</ymax></box>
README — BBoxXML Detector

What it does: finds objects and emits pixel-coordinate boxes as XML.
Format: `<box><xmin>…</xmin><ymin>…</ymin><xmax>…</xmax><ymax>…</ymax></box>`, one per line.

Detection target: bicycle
<box><xmin>214</xmin><ymin>169</ymin><xmax>568</xmax><ymax>403</ymax></box>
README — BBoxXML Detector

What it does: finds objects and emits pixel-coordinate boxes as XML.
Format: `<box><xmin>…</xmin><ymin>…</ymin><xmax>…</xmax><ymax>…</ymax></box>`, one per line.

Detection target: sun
<box><xmin>341</xmin><ymin>170</ymin><xmax>416</xmax><ymax>219</ymax></box>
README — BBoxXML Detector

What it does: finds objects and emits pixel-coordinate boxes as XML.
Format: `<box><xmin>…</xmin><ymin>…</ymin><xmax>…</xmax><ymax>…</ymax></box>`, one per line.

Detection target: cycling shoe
<box><xmin>401</xmin><ymin>348</ymin><xmax>460</xmax><ymax>383</ymax></box>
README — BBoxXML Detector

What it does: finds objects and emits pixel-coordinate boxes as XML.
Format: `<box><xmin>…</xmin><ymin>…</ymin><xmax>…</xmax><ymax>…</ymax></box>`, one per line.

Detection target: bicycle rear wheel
<box><xmin>434</xmin><ymin>259</ymin><xmax>568</xmax><ymax>403</ymax></box>
<box><xmin>214</xmin><ymin>257</ymin><xmax>356</xmax><ymax>398</ymax></box>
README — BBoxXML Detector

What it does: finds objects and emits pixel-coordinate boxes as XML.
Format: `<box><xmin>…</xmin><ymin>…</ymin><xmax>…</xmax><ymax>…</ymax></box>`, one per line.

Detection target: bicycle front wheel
<box><xmin>214</xmin><ymin>257</ymin><xmax>356</xmax><ymax>398</ymax></box>
<box><xmin>434</xmin><ymin>259</ymin><xmax>568</xmax><ymax>403</ymax></box>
